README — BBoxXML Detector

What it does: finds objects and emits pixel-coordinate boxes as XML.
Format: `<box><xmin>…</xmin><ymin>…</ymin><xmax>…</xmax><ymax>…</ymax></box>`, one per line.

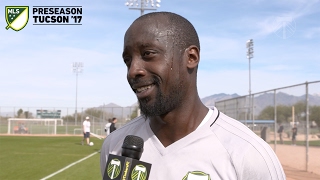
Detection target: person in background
<box><xmin>292</xmin><ymin>124</ymin><xmax>298</xmax><ymax>145</ymax></box>
<box><xmin>278</xmin><ymin>123</ymin><xmax>284</xmax><ymax>144</ymax></box>
<box><xmin>82</xmin><ymin>116</ymin><xmax>91</xmax><ymax>145</ymax></box>
<box><xmin>109</xmin><ymin>117</ymin><xmax>117</xmax><ymax>133</ymax></box>
<box><xmin>19</xmin><ymin>123</ymin><xmax>27</xmax><ymax>134</ymax></box>
<box><xmin>104</xmin><ymin>118</ymin><xmax>112</xmax><ymax>137</ymax></box>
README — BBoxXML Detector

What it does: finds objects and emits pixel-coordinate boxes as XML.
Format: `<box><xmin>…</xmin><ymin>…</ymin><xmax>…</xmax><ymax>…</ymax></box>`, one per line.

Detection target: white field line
<box><xmin>90</xmin><ymin>132</ymin><xmax>104</xmax><ymax>140</ymax></box>
<box><xmin>40</xmin><ymin>152</ymin><xmax>98</xmax><ymax>180</ymax></box>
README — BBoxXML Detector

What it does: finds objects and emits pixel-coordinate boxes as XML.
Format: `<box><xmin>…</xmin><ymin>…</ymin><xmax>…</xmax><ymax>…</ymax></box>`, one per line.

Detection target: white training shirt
<box><xmin>100</xmin><ymin>107</ymin><xmax>285</xmax><ymax>180</ymax></box>
<box><xmin>83</xmin><ymin>120</ymin><xmax>90</xmax><ymax>133</ymax></box>
<box><xmin>105</xmin><ymin>122</ymin><xmax>111</xmax><ymax>136</ymax></box>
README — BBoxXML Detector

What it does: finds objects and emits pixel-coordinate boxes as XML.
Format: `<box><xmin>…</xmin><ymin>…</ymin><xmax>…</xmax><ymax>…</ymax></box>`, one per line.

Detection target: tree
<box><xmin>62</xmin><ymin>115</ymin><xmax>75</xmax><ymax>122</ymax></box>
<box><xmin>62</xmin><ymin>108</ymin><xmax>110</xmax><ymax>123</ymax></box>
<box><xmin>257</xmin><ymin>106</ymin><xmax>274</xmax><ymax>120</ymax></box>
<box><xmin>17</xmin><ymin>109</ymin><xmax>23</xmax><ymax>117</ymax></box>
<box><xmin>62</xmin><ymin>113</ymin><xmax>83</xmax><ymax>122</ymax></box>
<box><xmin>257</xmin><ymin>105</ymin><xmax>291</xmax><ymax>123</ymax></box>
<box><xmin>258</xmin><ymin>102</ymin><xmax>320</xmax><ymax>128</ymax></box>
<box><xmin>310</xmin><ymin>106</ymin><xmax>320</xmax><ymax>129</ymax></box>
<box><xmin>130</xmin><ymin>107</ymin><xmax>139</xmax><ymax>120</ymax></box>
<box><xmin>84</xmin><ymin>108</ymin><xmax>104</xmax><ymax>118</ymax></box>
<box><xmin>24</xmin><ymin>111</ymin><xmax>29</xmax><ymax>118</ymax></box>
<box><xmin>277</xmin><ymin>105</ymin><xmax>292</xmax><ymax>123</ymax></box>
<box><xmin>293</xmin><ymin>101</ymin><xmax>306</xmax><ymax>121</ymax></box>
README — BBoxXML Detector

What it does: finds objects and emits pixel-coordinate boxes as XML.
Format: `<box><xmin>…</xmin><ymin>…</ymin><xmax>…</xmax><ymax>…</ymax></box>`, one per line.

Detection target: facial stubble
<box><xmin>139</xmin><ymin>77</ymin><xmax>183</xmax><ymax>119</ymax></box>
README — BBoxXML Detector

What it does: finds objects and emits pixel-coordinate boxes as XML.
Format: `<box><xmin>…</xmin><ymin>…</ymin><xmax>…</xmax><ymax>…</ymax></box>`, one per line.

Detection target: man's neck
<box><xmin>149</xmin><ymin>99</ymin><xmax>208</xmax><ymax>147</ymax></box>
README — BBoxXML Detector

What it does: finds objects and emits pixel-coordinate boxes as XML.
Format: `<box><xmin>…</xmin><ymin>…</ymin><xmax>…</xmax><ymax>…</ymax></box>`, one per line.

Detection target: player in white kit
<box><xmin>100</xmin><ymin>12</ymin><xmax>285</xmax><ymax>180</ymax></box>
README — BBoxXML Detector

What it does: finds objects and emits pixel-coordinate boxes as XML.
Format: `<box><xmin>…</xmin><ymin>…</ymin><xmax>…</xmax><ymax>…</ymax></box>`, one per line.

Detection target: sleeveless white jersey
<box><xmin>100</xmin><ymin>107</ymin><xmax>285</xmax><ymax>180</ymax></box>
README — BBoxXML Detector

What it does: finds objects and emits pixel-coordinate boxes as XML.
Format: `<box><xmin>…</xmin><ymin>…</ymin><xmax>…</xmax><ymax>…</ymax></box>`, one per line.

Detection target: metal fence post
<box><xmin>274</xmin><ymin>90</ymin><xmax>277</xmax><ymax>152</ymax></box>
<box><xmin>252</xmin><ymin>94</ymin><xmax>255</xmax><ymax>131</ymax></box>
<box><xmin>66</xmin><ymin>108</ymin><xmax>68</xmax><ymax>134</ymax></box>
<box><xmin>305</xmin><ymin>81</ymin><xmax>309</xmax><ymax>171</ymax></box>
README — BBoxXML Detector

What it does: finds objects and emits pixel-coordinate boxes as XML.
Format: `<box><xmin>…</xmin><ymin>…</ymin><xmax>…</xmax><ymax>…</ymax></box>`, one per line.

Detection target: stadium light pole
<box><xmin>246</xmin><ymin>39</ymin><xmax>254</xmax><ymax>128</ymax></box>
<box><xmin>72</xmin><ymin>62</ymin><xmax>83</xmax><ymax>126</ymax></box>
<box><xmin>125</xmin><ymin>0</ymin><xmax>161</xmax><ymax>16</ymax></box>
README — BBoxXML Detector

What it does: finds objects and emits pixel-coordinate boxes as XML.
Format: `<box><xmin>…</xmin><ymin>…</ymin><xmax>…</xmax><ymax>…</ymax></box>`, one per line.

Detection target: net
<box><xmin>7</xmin><ymin>118</ymin><xmax>63</xmax><ymax>135</ymax></box>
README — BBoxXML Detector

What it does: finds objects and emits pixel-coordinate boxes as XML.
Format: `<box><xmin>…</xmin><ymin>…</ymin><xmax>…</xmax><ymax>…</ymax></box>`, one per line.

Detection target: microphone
<box><xmin>103</xmin><ymin>135</ymin><xmax>152</xmax><ymax>180</ymax></box>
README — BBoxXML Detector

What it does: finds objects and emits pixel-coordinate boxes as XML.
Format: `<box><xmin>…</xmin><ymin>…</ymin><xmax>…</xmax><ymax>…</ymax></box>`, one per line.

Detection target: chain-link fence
<box><xmin>1</xmin><ymin>81</ymin><xmax>319</xmax><ymax>172</ymax></box>
<box><xmin>215</xmin><ymin>81</ymin><xmax>320</xmax><ymax>172</ymax></box>
<box><xmin>0</xmin><ymin>106</ymin><xmax>139</xmax><ymax>137</ymax></box>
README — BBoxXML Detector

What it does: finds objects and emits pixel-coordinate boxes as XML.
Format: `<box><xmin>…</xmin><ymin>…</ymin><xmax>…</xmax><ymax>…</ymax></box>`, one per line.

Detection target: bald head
<box><xmin>122</xmin><ymin>12</ymin><xmax>202</xmax><ymax>117</ymax></box>
<box><xmin>126</xmin><ymin>12</ymin><xmax>200</xmax><ymax>53</ymax></box>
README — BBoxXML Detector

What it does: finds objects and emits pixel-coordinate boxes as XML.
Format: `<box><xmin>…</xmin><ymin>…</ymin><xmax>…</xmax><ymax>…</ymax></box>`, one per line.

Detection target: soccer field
<box><xmin>0</xmin><ymin>136</ymin><xmax>103</xmax><ymax>180</ymax></box>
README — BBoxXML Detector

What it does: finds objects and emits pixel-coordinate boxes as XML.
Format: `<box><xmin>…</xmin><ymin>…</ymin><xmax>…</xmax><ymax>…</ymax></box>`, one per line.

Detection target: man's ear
<box><xmin>185</xmin><ymin>45</ymin><xmax>200</xmax><ymax>69</ymax></box>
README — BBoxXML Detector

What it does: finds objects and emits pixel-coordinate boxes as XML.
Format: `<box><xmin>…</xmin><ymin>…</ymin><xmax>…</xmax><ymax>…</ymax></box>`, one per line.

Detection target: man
<box><xmin>82</xmin><ymin>116</ymin><xmax>91</xmax><ymax>145</ymax></box>
<box><xmin>292</xmin><ymin>124</ymin><xmax>298</xmax><ymax>145</ymax></box>
<box><xmin>100</xmin><ymin>12</ymin><xmax>285</xmax><ymax>179</ymax></box>
<box><xmin>19</xmin><ymin>123</ymin><xmax>27</xmax><ymax>134</ymax></box>
<box><xmin>278</xmin><ymin>123</ymin><xmax>284</xmax><ymax>144</ymax></box>
<box><xmin>109</xmin><ymin>117</ymin><xmax>117</xmax><ymax>133</ymax></box>
<box><xmin>104</xmin><ymin>118</ymin><xmax>112</xmax><ymax>137</ymax></box>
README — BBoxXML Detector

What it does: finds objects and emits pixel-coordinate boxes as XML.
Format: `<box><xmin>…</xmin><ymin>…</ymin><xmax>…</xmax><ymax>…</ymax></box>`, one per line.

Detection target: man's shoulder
<box><xmin>213</xmin><ymin>112</ymin><xmax>270</xmax><ymax>151</ymax></box>
<box><xmin>212</xmin><ymin>112</ymin><xmax>285</xmax><ymax>179</ymax></box>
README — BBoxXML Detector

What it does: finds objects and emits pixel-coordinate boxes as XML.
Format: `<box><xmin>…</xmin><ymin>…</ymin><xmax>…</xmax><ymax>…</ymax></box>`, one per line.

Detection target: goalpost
<box><xmin>7</xmin><ymin>118</ymin><xmax>63</xmax><ymax>135</ymax></box>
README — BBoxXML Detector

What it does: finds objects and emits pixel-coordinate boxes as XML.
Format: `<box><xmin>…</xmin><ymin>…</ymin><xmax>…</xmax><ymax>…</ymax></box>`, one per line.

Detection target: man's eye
<box><xmin>123</xmin><ymin>57</ymin><xmax>131</xmax><ymax>65</ymax></box>
<box><xmin>143</xmin><ymin>51</ymin><xmax>154</xmax><ymax>56</ymax></box>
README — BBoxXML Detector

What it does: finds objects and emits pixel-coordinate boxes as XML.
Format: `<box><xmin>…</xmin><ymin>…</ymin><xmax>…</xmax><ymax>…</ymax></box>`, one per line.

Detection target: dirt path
<box><xmin>270</xmin><ymin>144</ymin><xmax>320</xmax><ymax>179</ymax></box>
<box><xmin>283</xmin><ymin>166</ymin><xmax>320</xmax><ymax>180</ymax></box>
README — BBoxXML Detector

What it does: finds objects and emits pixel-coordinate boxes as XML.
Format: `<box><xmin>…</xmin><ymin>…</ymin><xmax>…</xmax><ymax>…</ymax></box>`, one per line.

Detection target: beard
<box><xmin>139</xmin><ymin>81</ymin><xmax>183</xmax><ymax>118</ymax></box>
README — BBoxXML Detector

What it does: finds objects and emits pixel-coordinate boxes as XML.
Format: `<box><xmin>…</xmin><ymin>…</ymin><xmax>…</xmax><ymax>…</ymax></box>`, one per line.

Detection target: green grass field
<box><xmin>1</xmin><ymin>136</ymin><xmax>318</xmax><ymax>180</ymax></box>
<box><xmin>0</xmin><ymin>136</ymin><xmax>104</xmax><ymax>180</ymax></box>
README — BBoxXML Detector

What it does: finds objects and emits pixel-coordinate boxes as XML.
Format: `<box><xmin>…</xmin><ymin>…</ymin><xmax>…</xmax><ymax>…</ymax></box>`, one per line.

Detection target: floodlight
<box><xmin>125</xmin><ymin>0</ymin><xmax>161</xmax><ymax>16</ymax></box>
<box><xmin>246</xmin><ymin>39</ymin><xmax>254</xmax><ymax>127</ymax></box>
<box><xmin>72</xmin><ymin>62</ymin><xmax>83</xmax><ymax>126</ymax></box>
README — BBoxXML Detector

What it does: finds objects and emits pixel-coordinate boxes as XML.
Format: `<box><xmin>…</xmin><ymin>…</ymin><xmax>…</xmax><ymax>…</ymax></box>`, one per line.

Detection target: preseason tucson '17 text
<box><xmin>33</xmin><ymin>7</ymin><xmax>82</xmax><ymax>24</ymax></box>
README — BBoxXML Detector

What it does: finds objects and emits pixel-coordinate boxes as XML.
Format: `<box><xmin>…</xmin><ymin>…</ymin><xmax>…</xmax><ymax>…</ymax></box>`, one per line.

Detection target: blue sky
<box><xmin>1</xmin><ymin>0</ymin><xmax>319</xmax><ymax>108</ymax></box>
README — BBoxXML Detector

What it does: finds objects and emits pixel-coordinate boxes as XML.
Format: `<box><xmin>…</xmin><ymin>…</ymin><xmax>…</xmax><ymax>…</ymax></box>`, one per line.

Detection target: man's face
<box><xmin>122</xmin><ymin>17</ymin><xmax>186</xmax><ymax>117</ymax></box>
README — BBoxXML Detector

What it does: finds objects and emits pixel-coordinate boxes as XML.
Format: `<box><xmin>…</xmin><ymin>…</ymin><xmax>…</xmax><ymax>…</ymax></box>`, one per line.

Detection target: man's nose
<box><xmin>127</xmin><ymin>56</ymin><xmax>146</xmax><ymax>79</ymax></box>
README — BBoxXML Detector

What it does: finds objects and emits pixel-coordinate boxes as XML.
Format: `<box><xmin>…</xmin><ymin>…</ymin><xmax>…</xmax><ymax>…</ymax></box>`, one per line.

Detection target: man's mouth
<box><xmin>136</xmin><ymin>84</ymin><xmax>154</xmax><ymax>93</ymax></box>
